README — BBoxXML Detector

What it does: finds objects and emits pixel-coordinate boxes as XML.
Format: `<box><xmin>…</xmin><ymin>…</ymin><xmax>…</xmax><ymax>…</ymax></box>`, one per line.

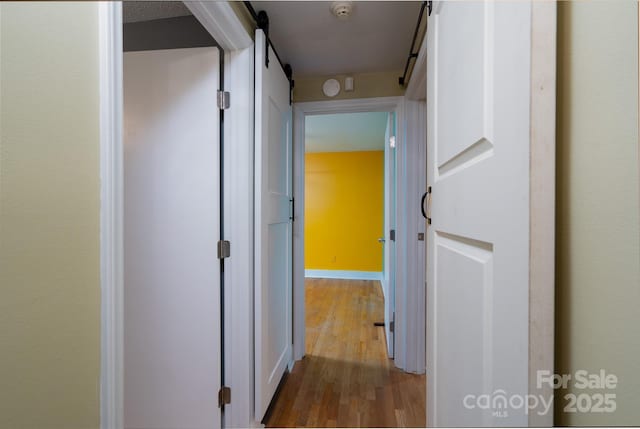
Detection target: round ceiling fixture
<box><xmin>322</xmin><ymin>78</ymin><xmax>341</xmax><ymax>97</ymax></box>
<box><xmin>331</xmin><ymin>1</ymin><xmax>353</xmax><ymax>20</ymax></box>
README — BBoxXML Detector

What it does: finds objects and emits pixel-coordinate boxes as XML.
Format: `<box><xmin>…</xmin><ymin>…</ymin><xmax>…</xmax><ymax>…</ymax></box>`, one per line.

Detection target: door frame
<box><xmin>527</xmin><ymin>2</ymin><xmax>557</xmax><ymax>426</ymax></box>
<box><xmin>98</xmin><ymin>3</ymin><xmax>254</xmax><ymax>428</ymax></box>
<box><xmin>293</xmin><ymin>96</ymin><xmax>426</xmax><ymax>373</ymax></box>
<box><xmin>399</xmin><ymin>32</ymin><xmax>429</xmax><ymax>373</ymax></box>
<box><xmin>383</xmin><ymin>111</ymin><xmax>396</xmax><ymax>360</ymax></box>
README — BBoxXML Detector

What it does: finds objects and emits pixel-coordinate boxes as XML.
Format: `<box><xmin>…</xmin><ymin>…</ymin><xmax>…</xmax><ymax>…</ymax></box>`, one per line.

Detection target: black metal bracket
<box><xmin>256</xmin><ymin>10</ymin><xmax>270</xmax><ymax>68</ymax></box>
<box><xmin>399</xmin><ymin>1</ymin><xmax>429</xmax><ymax>87</ymax></box>
<box><xmin>284</xmin><ymin>64</ymin><xmax>294</xmax><ymax>105</ymax></box>
<box><xmin>244</xmin><ymin>2</ymin><xmax>295</xmax><ymax>102</ymax></box>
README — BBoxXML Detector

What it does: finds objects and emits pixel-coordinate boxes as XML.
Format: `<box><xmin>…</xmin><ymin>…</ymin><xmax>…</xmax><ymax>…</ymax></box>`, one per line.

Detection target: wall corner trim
<box><xmin>99</xmin><ymin>3</ymin><xmax>124</xmax><ymax>429</ymax></box>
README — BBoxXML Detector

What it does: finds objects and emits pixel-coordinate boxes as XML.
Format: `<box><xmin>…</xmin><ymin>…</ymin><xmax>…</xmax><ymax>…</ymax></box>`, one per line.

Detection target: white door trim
<box><xmin>293</xmin><ymin>96</ymin><xmax>423</xmax><ymax>369</ymax></box>
<box><xmin>528</xmin><ymin>2</ymin><xmax>556</xmax><ymax>426</ymax></box>
<box><xmin>383</xmin><ymin>111</ymin><xmax>395</xmax><ymax>359</ymax></box>
<box><xmin>185</xmin><ymin>1</ymin><xmax>253</xmax><ymax>51</ymax></box>
<box><xmin>99</xmin><ymin>2</ymin><xmax>255</xmax><ymax>427</ymax></box>
<box><xmin>98</xmin><ymin>3</ymin><xmax>123</xmax><ymax>428</ymax></box>
<box><xmin>396</xmin><ymin>99</ymin><xmax>427</xmax><ymax>373</ymax></box>
<box><xmin>222</xmin><ymin>46</ymin><xmax>257</xmax><ymax>429</ymax></box>
<box><xmin>402</xmin><ymin>30</ymin><xmax>428</xmax><ymax>374</ymax></box>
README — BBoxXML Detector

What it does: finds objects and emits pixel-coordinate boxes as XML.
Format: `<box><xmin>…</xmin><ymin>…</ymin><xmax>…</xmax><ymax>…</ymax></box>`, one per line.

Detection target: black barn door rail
<box><xmin>243</xmin><ymin>1</ymin><xmax>295</xmax><ymax>104</ymax></box>
<box><xmin>399</xmin><ymin>1</ymin><xmax>430</xmax><ymax>86</ymax></box>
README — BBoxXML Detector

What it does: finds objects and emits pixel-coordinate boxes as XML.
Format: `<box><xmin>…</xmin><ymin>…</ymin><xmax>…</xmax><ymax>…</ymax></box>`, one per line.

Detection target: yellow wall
<box><xmin>294</xmin><ymin>71</ymin><xmax>405</xmax><ymax>102</ymax></box>
<box><xmin>305</xmin><ymin>151</ymin><xmax>384</xmax><ymax>272</ymax></box>
<box><xmin>0</xmin><ymin>3</ymin><xmax>101</xmax><ymax>428</ymax></box>
<box><xmin>556</xmin><ymin>0</ymin><xmax>640</xmax><ymax>425</ymax></box>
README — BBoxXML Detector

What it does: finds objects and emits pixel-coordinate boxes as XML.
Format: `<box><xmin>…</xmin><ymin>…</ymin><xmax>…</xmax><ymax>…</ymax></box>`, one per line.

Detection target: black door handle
<box><xmin>421</xmin><ymin>191</ymin><xmax>428</xmax><ymax>218</ymax></box>
<box><xmin>421</xmin><ymin>186</ymin><xmax>432</xmax><ymax>225</ymax></box>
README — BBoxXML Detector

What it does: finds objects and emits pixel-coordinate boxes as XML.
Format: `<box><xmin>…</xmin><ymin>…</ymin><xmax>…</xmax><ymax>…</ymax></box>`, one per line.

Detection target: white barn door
<box><xmin>254</xmin><ymin>29</ymin><xmax>294</xmax><ymax>422</ymax></box>
<box><xmin>123</xmin><ymin>48</ymin><xmax>222</xmax><ymax>429</ymax></box>
<box><xmin>426</xmin><ymin>1</ymin><xmax>554</xmax><ymax>426</ymax></box>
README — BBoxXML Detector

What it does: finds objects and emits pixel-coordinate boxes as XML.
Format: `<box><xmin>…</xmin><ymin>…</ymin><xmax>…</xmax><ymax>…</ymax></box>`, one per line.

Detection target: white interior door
<box><xmin>123</xmin><ymin>47</ymin><xmax>221</xmax><ymax>429</ymax></box>
<box><xmin>254</xmin><ymin>29</ymin><xmax>293</xmax><ymax>422</ymax></box>
<box><xmin>383</xmin><ymin>112</ymin><xmax>395</xmax><ymax>358</ymax></box>
<box><xmin>426</xmin><ymin>1</ymin><xmax>545</xmax><ymax>426</ymax></box>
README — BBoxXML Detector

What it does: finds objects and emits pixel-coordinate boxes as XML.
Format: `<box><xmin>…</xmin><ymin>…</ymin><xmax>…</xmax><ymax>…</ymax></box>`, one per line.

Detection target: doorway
<box><xmin>263</xmin><ymin>107</ymin><xmax>426</xmax><ymax>427</ymax></box>
<box><xmin>121</xmin><ymin>3</ymin><xmax>225</xmax><ymax>428</ymax></box>
<box><xmin>291</xmin><ymin>96</ymin><xmax>428</xmax><ymax>375</ymax></box>
<box><xmin>303</xmin><ymin>110</ymin><xmax>390</xmax><ymax>351</ymax></box>
<box><xmin>292</xmin><ymin>98</ymin><xmax>404</xmax><ymax>364</ymax></box>
<box><xmin>99</xmin><ymin>2</ymin><xmax>256</xmax><ymax>427</ymax></box>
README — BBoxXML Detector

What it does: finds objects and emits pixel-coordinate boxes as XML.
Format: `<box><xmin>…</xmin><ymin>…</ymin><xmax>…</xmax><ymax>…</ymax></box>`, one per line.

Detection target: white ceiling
<box><xmin>250</xmin><ymin>1</ymin><xmax>422</xmax><ymax>76</ymax></box>
<box><xmin>305</xmin><ymin>112</ymin><xmax>389</xmax><ymax>153</ymax></box>
<box><xmin>123</xmin><ymin>1</ymin><xmax>192</xmax><ymax>23</ymax></box>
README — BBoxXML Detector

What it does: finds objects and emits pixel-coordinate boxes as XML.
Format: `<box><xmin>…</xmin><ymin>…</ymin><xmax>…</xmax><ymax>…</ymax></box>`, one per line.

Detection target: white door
<box><xmin>124</xmin><ymin>47</ymin><xmax>221</xmax><ymax>429</ymax></box>
<box><xmin>383</xmin><ymin>112</ymin><xmax>395</xmax><ymax>358</ymax></box>
<box><xmin>426</xmin><ymin>1</ymin><xmax>549</xmax><ymax>426</ymax></box>
<box><xmin>254</xmin><ymin>29</ymin><xmax>293</xmax><ymax>422</ymax></box>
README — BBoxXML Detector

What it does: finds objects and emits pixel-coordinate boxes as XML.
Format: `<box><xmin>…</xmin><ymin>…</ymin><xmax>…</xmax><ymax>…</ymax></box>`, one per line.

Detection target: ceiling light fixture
<box><xmin>331</xmin><ymin>1</ymin><xmax>353</xmax><ymax>20</ymax></box>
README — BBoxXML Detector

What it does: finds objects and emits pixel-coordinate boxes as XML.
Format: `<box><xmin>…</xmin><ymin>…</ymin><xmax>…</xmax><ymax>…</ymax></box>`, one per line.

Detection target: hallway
<box><xmin>265</xmin><ymin>279</ymin><xmax>426</xmax><ymax>428</ymax></box>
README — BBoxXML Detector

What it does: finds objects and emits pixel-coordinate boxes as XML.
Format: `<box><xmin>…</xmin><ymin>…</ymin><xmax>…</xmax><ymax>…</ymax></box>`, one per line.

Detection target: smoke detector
<box><xmin>331</xmin><ymin>1</ymin><xmax>353</xmax><ymax>20</ymax></box>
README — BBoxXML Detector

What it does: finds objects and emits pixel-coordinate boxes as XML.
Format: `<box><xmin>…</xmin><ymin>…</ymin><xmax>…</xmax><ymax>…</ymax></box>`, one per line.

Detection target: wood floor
<box><xmin>265</xmin><ymin>278</ymin><xmax>426</xmax><ymax>428</ymax></box>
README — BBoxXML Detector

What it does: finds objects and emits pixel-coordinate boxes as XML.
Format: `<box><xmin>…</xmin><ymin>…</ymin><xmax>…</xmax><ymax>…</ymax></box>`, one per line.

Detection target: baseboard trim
<box><xmin>304</xmin><ymin>269</ymin><xmax>383</xmax><ymax>281</ymax></box>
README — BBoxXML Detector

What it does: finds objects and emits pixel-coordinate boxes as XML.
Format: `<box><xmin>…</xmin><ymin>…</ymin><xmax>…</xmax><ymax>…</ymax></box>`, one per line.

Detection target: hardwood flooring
<box><xmin>265</xmin><ymin>278</ymin><xmax>426</xmax><ymax>428</ymax></box>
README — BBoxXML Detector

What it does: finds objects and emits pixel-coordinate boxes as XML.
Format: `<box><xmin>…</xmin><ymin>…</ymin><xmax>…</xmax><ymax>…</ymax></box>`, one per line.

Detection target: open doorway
<box><xmin>121</xmin><ymin>3</ymin><xmax>225</xmax><ymax>428</ymax></box>
<box><xmin>303</xmin><ymin>110</ymin><xmax>389</xmax><ymax>356</ymax></box>
<box><xmin>290</xmin><ymin>96</ymin><xmax>428</xmax><ymax>377</ymax></box>
<box><xmin>264</xmin><ymin>104</ymin><xmax>426</xmax><ymax>427</ymax></box>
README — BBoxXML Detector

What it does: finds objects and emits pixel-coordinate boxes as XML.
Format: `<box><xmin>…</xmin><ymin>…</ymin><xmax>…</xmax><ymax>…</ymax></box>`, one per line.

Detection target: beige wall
<box><xmin>0</xmin><ymin>3</ymin><xmax>101</xmax><ymax>428</ymax></box>
<box><xmin>293</xmin><ymin>71</ymin><xmax>405</xmax><ymax>102</ymax></box>
<box><xmin>556</xmin><ymin>0</ymin><xmax>640</xmax><ymax>425</ymax></box>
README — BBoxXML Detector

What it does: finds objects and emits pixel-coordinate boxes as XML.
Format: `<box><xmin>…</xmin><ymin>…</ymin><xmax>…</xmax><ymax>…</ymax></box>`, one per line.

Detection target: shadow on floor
<box><xmin>265</xmin><ymin>279</ymin><xmax>426</xmax><ymax>428</ymax></box>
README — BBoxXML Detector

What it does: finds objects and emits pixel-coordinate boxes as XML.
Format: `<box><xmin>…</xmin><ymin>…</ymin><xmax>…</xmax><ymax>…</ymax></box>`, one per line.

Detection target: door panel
<box><xmin>255</xmin><ymin>29</ymin><xmax>293</xmax><ymax>422</ymax></box>
<box><xmin>434</xmin><ymin>233</ymin><xmax>493</xmax><ymax>426</ymax></box>
<box><xmin>427</xmin><ymin>1</ymin><xmax>532</xmax><ymax>426</ymax></box>
<box><xmin>436</xmin><ymin>1</ymin><xmax>487</xmax><ymax>167</ymax></box>
<box><xmin>123</xmin><ymin>47</ymin><xmax>221</xmax><ymax>429</ymax></box>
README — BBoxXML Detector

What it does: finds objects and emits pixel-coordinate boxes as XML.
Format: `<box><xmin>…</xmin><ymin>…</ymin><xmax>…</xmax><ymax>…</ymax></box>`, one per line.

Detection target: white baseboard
<box><xmin>304</xmin><ymin>269</ymin><xmax>383</xmax><ymax>281</ymax></box>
